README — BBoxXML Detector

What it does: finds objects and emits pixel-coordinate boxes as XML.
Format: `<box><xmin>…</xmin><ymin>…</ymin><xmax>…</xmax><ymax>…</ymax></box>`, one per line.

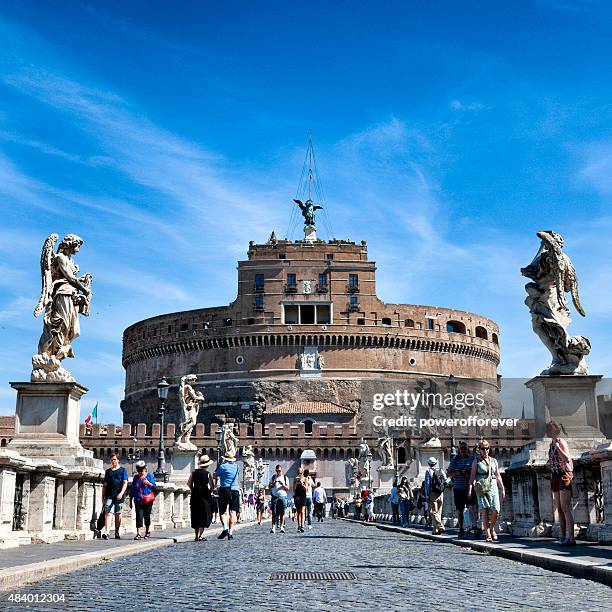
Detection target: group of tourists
<box><xmin>382</xmin><ymin>424</ymin><xmax>575</xmax><ymax>546</ymax></box>
<box><xmin>98</xmin><ymin>421</ymin><xmax>575</xmax><ymax>547</ymax></box>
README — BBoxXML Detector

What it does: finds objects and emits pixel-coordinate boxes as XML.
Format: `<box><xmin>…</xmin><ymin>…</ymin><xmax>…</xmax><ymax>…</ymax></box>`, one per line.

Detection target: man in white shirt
<box><xmin>268</xmin><ymin>464</ymin><xmax>289</xmax><ymax>533</ymax></box>
<box><xmin>313</xmin><ymin>481</ymin><xmax>327</xmax><ymax>522</ymax></box>
<box><xmin>303</xmin><ymin>468</ymin><xmax>315</xmax><ymax>530</ymax></box>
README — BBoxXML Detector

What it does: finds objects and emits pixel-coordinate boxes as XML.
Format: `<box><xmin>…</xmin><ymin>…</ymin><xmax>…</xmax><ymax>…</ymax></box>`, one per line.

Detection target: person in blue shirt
<box><xmin>102</xmin><ymin>453</ymin><xmax>129</xmax><ymax>540</ymax></box>
<box><xmin>130</xmin><ymin>460</ymin><xmax>157</xmax><ymax>540</ymax></box>
<box><xmin>214</xmin><ymin>451</ymin><xmax>240</xmax><ymax>540</ymax></box>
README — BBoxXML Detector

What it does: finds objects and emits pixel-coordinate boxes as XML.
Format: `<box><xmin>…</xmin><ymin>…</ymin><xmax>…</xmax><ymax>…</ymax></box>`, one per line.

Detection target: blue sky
<box><xmin>1</xmin><ymin>1</ymin><xmax>612</xmax><ymax>422</ymax></box>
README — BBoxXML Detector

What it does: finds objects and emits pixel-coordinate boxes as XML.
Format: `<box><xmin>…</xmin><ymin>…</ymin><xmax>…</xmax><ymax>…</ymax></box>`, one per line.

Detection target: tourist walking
<box><xmin>303</xmin><ymin>468</ymin><xmax>315</xmax><ymax>529</ymax></box>
<box><xmin>447</xmin><ymin>441</ymin><xmax>474</xmax><ymax>539</ymax></box>
<box><xmin>547</xmin><ymin>421</ymin><xmax>576</xmax><ymax>546</ymax></box>
<box><xmin>268</xmin><ymin>464</ymin><xmax>289</xmax><ymax>533</ymax></box>
<box><xmin>353</xmin><ymin>493</ymin><xmax>363</xmax><ymax>520</ymax></box>
<box><xmin>130</xmin><ymin>460</ymin><xmax>156</xmax><ymax>540</ymax></box>
<box><xmin>214</xmin><ymin>451</ymin><xmax>240</xmax><ymax>540</ymax></box>
<box><xmin>293</xmin><ymin>467</ymin><xmax>307</xmax><ymax>533</ymax></box>
<box><xmin>256</xmin><ymin>488</ymin><xmax>266</xmax><ymax>525</ymax></box>
<box><xmin>101</xmin><ymin>453</ymin><xmax>129</xmax><ymax>540</ymax></box>
<box><xmin>389</xmin><ymin>480</ymin><xmax>400</xmax><ymax>525</ymax></box>
<box><xmin>313</xmin><ymin>481</ymin><xmax>327</xmax><ymax>522</ymax></box>
<box><xmin>211</xmin><ymin>484</ymin><xmax>219</xmax><ymax>524</ymax></box>
<box><xmin>423</xmin><ymin>457</ymin><xmax>447</xmax><ymax>535</ymax></box>
<box><xmin>188</xmin><ymin>454</ymin><xmax>214</xmax><ymax>541</ymax></box>
<box><xmin>468</xmin><ymin>440</ymin><xmax>505</xmax><ymax>542</ymax></box>
<box><xmin>397</xmin><ymin>476</ymin><xmax>413</xmax><ymax>527</ymax></box>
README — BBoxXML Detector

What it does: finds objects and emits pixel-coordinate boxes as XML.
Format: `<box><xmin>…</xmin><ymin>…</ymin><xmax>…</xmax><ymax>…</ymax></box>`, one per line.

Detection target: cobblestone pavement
<box><xmin>3</xmin><ymin>520</ymin><xmax>611</xmax><ymax>611</ymax></box>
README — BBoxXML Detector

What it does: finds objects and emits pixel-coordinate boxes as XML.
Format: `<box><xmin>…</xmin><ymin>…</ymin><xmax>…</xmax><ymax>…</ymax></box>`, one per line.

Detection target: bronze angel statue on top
<box><xmin>521</xmin><ymin>230</ymin><xmax>590</xmax><ymax>375</ymax></box>
<box><xmin>293</xmin><ymin>198</ymin><xmax>322</xmax><ymax>227</ymax></box>
<box><xmin>32</xmin><ymin>233</ymin><xmax>92</xmax><ymax>382</ymax></box>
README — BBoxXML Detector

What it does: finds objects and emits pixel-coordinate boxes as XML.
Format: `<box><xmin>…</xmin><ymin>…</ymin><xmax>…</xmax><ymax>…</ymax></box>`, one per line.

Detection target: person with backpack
<box><xmin>268</xmin><ymin>464</ymin><xmax>289</xmax><ymax>533</ymax></box>
<box><xmin>130</xmin><ymin>460</ymin><xmax>157</xmax><ymax>540</ymax></box>
<box><xmin>214</xmin><ymin>451</ymin><xmax>240</xmax><ymax>540</ymax></box>
<box><xmin>101</xmin><ymin>453</ymin><xmax>129</xmax><ymax>540</ymax></box>
<box><xmin>423</xmin><ymin>456</ymin><xmax>447</xmax><ymax>535</ymax></box>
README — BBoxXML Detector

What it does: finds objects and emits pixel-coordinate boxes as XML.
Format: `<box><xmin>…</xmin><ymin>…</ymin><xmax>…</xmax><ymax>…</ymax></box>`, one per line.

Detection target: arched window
<box><xmin>282</xmin><ymin>448</ymin><xmax>288</xmax><ymax>458</ymax></box>
<box><xmin>492</xmin><ymin>333</ymin><xmax>499</xmax><ymax>345</ymax></box>
<box><xmin>381</xmin><ymin>317</ymin><xmax>392</xmax><ymax>326</ymax></box>
<box><xmin>397</xmin><ymin>447</ymin><xmax>407</xmax><ymax>464</ymax></box>
<box><xmin>323</xmin><ymin>448</ymin><xmax>329</xmax><ymax>459</ymax></box>
<box><xmin>289</xmin><ymin>448</ymin><xmax>295</xmax><ymax>459</ymax></box>
<box><xmin>303</xmin><ymin>419</ymin><xmax>313</xmax><ymax>434</ymax></box>
<box><xmin>446</xmin><ymin>320</ymin><xmax>466</xmax><ymax>334</ymax></box>
<box><xmin>331</xmin><ymin>448</ymin><xmax>337</xmax><ymax>459</ymax></box>
<box><xmin>339</xmin><ymin>448</ymin><xmax>345</xmax><ymax>459</ymax></box>
<box><xmin>404</xmin><ymin>319</ymin><xmax>415</xmax><ymax>328</ymax></box>
<box><xmin>475</xmin><ymin>326</ymin><xmax>488</xmax><ymax>340</ymax></box>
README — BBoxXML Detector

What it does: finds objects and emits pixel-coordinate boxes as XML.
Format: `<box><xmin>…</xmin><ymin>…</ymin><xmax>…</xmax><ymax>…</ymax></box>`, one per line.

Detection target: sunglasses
<box><xmin>481</xmin><ymin>447</ymin><xmax>490</xmax><ymax>451</ymax></box>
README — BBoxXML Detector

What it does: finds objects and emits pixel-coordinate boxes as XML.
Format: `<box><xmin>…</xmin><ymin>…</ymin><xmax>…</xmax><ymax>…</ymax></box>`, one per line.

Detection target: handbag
<box><xmin>473</xmin><ymin>459</ymin><xmax>493</xmax><ymax>498</ymax></box>
<box><xmin>138</xmin><ymin>478</ymin><xmax>156</xmax><ymax>505</ymax></box>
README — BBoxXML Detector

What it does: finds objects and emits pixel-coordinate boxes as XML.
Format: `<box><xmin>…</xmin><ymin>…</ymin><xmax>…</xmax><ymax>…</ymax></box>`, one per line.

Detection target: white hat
<box><xmin>222</xmin><ymin>451</ymin><xmax>236</xmax><ymax>462</ymax></box>
<box><xmin>198</xmin><ymin>454</ymin><xmax>213</xmax><ymax>467</ymax></box>
<box><xmin>427</xmin><ymin>457</ymin><xmax>438</xmax><ymax>466</ymax></box>
<box><xmin>135</xmin><ymin>460</ymin><xmax>146</xmax><ymax>470</ymax></box>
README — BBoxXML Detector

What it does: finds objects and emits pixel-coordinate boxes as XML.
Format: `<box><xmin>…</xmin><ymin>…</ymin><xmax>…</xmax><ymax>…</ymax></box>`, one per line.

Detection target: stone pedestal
<box><xmin>304</xmin><ymin>224</ymin><xmax>317</xmax><ymax>243</ymax></box>
<box><xmin>8</xmin><ymin>382</ymin><xmax>102</xmax><ymax>471</ymax></box>
<box><xmin>170</xmin><ymin>448</ymin><xmax>197</xmax><ymax>484</ymax></box>
<box><xmin>528</xmin><ymin>375</ymin><xmax>604</xmax><ymax>438</ymax></box>
<box><xmin>415</xmin><ymin>438</ymin><xmax>444</xmax><ymax>481</ymax></box>
<box><xmin>377</xmin><ymin>467</ymin><xmax>395</xmax><ymax>493</ymax></box>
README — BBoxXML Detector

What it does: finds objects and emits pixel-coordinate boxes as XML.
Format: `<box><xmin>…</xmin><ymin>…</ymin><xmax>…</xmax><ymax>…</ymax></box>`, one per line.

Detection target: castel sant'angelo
<box><xmin>111</xmin><ymin>146</ymin><xmax>525</xmax><ymax>491</ymax></box>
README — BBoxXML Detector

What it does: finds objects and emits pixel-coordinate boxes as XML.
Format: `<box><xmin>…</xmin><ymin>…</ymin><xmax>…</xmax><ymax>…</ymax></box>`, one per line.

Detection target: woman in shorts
<box><xmin>547</xmin><ymin>421</ymin><xmax>575</xmax><ymax>546</ymax></box>
<box><xmin>293</xmin><ymin>467</ymin><xmax>307</xmax><ymax>533</ymax></box>
<box><xmin>256</xmin><ymin>488</ymin><xmax>266</xmax><ymax>525</ymax></box>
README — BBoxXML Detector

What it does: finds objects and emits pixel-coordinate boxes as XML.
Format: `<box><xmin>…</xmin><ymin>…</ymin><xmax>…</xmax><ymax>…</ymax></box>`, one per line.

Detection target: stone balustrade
<box><xmin>0</xmin><ymin>447</ymin><xmax>192</xmax><ymax>549</ymax></box>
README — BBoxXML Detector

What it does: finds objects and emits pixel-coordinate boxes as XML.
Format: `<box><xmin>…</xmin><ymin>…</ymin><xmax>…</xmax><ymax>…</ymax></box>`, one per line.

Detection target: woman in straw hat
<box><xmin>188</xmin><ymin>454</ymin><xmax>214</xmax><ymax>541</ymax></box>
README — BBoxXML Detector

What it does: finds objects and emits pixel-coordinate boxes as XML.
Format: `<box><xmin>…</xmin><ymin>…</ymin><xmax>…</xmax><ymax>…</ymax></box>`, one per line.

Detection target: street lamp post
<box><xmin>446</xmin><ymin>374</ymin><xmax>458</xmax><ymax>458</ymax></box>
<box><xmin>155</xmin><ymin>377</ymin><xmax>170</xmax><ymax>482</ymax></box>
<box><xmin>366</xmin><ymin>450</ymin><xmax>373</xmax><ymax>491</ymax></box>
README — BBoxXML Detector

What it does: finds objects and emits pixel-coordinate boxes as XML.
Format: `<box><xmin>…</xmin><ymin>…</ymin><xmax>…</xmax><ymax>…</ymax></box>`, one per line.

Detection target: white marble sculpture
<box><xmin>220</xmin><ymin>422</ymin><xmax>239</xmax><ymax>458</ymax></box>
<box><xmin>377</xmin><ymin>433</ymin><xmax>394</xmax><ymax>469</ymax></box>
<box><xmin>243</xmin><ymin>445</ymin><xmax>256</xmax><ymax>480</ymax></box>
<box><xmin>521</xmin><ymin>230</ymin><xmax>590</xmax><ymax>375</ymax></box>
<box><xmin>357</xmin><ymin>438</ymin><xmax>371</xmax><ymax>480</ymax></box>
<box><xmin>346</xmin><ymin>457</ymin><xmax>359</xmax><ymax>488</ymax></box>
<box><xmin>176</xmin><ymin>375</ymin><xmax>203</xmax><ymax>450</ymax></box>
<box><xmin>317</xmin><ymin>354</ymin><xmax>325</xmax><ymax>369</ymax></box>
<box><xmin>32</xmin><ymin>234</ymin><xmax>92</xmax><ymax>382</ymax></box>
<box><xmin>256</xmin><ymin>457</ymin><xmax>265</xmax><ymax>485</ymax></box>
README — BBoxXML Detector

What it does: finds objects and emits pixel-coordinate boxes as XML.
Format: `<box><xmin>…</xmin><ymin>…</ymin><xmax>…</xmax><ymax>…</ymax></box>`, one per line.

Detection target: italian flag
<box><xmin>85</xmin><ymin>402</ymin><xmax>98</xmax><ymax>425</ymax></box>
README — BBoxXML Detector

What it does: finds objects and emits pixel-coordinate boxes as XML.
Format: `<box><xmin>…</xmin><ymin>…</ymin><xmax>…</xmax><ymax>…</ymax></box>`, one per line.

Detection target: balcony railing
<box><xmin>347</xmin><ymin>284</ymin><xmax>360</xmax><ymax>293</ymax></box>
<box><xmin>348</xmin><ymin>303</ymin><xmax>360</xmax><ymax>312</ymax></box>
<box><xmin>254</xmin><ymin>284</ymin><xmax>265</xmax><ymax>292</ymax></box>
<box><xmin>316</xmin><ymin>283</ymin><xmax>329</xmax><ymax>293</ymax></box>
<box><xmin>285</xmin><ymin>284</ymin><xmax>298</xmax><ymax>293</ymax></box>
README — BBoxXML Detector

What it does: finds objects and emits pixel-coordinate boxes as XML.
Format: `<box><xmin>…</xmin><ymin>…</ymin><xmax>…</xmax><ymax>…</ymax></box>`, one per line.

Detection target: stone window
<box><xmin>405</xmin><ymin>319</ymin><xmax>415</xmax><ymax>327</ymax></box>
<box><xmin>255</xmin><ymin>274</ymin><xmax>265</xmax><ymax>290</ymax></box>
<box><xmin>475</xmin><ymin>325</ymin><xmax>488</xmax><ymax>340</ymax></box>
<box><xmin>179</xmin><ymin>323</ymin><xmax>188</xmax><ymax>332</ymax></box>
<box><xmin>304</xmin><ymin>419</ymin><xmax>314</xmax><ymax>434</ymax></box>
<box><xmin>446</xmin><ymin>320</ymin><xmax>466</xmax><ymax>334</ymax></box>
<box><xmin>284</xmin><ymin>304</ymin><xmax>299</xmax><ymax>324</ymax></box>
<box><xmin>318</xmin><ymin>273</ymin><xmax>327</xmax><ymax>287</ymax></box>
<box><xmin>427</xmin><ymin>318</ymin><xmax>435</xmax><ymax>330</ymax></box>
<box><xmin>326</xmin><ymin>253</ymin><xmax>334</xmax><ymax>261</ymax></box>
<box><xmin>381</xmin><ymin>317</ymin><xmax>392</xmax><ymax>326</ymax></box>
<box><xmin>357</xmin><ymin>318</ymin><xmax>365</xmax><ymax>325</ymax></box>
<box><xmin>283</xmin><ymin>303</ymin><xmax>332</xmax><ymax>325</ymax></box>
<box><xmin>167</xmin><ymin>325</ymin><xmax>172</xmax><ymax>334</ymax></box>
<box><xmin>397</xmin><ymin>447</ymin><xmax>407</xmax><ymax>464</ymax></box>
<box><xmin>349</xmin><ymin>273</ymin><xmax>359</xmax><ymax>289</ymax></box>
<box><xmin>247</xmin><ymin>318</ymin><xmax>255</xmax><ymax>325</ymax></box>
<box><xmin>287</xmin><ymin>273</ymin><xmax>297</xmax><ymax>287</ymax></box>
<box><xmin>223</xmin><ymin>318</ymin><xmax>232</xmax><ymax>326</ymax></box>
<box><xmin>301</xmin><ymin>305</ymin><xmax>315</xmax><ymax>324</ymax></box>
<box><xmin>492</xmin><ymin>332</ymin><xmax>499</xmax><ymax>345</ymax></box>
<box><xmin>350</xmin><ymin>295</ymin><xmax>359</xmax><ymax>307</ymax></box>
<box><xmin>255</xmin><ymin>293</ymin><xmax>264</xmax><ymax>309</ymax></box>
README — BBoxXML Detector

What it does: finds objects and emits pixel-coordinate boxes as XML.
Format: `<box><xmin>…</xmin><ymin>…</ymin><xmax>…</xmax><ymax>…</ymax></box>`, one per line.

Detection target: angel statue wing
<box><xmin>34</xmin><ymin>234</ymin><xmax>59</xmax><ymax>317</ymax></box>
<box><xmin>564</xmin><ymin>259</ymin><xmax>586</xmax><ymax>317</ymax></box>
<box><xmin>537</xmin><ymin>231</ymin><xmax>569</xmax><ymax>312</ymax></box>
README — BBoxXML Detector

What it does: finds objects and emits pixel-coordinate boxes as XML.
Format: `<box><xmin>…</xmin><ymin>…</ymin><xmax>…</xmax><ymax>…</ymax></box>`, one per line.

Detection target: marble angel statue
<box><xmin>521</xmin><ymin>230</ymin><xmax>590</xmax><ymax>375</ymax></box>
<box><xmin>32</xmin><ymin>233</ymin><xmax>92</xmax><ymax>382</ymax></box>
<box><xmin>176</xmin><ymin>375</ymin><xmax>204</xmax><ymax>450</ymax></box>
